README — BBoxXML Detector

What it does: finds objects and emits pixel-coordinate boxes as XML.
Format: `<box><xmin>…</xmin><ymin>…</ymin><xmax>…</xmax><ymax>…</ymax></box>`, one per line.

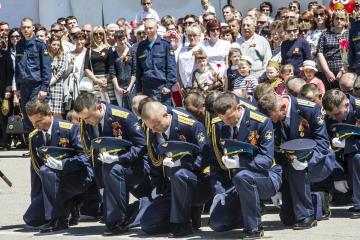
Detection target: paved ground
<box><xmin>0</xmin><ymin>150</ymin><xmax>359</xmax><ymax>239</ymax></box>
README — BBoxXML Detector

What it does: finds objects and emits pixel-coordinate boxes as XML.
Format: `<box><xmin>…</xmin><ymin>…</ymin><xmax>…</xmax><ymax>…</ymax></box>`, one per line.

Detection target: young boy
<box><xmin>301</xmin><ymin>60</ymin><xmax>325</xmax><ymax>95</ymax></box>
<box><xmin>201</xmin><ymin>0</ymin><xmax>216</xmax><ymax>14</ymax></box>
<box><xmin>192</xmin><ymin>50</ymin><xmax>223</xmax><ymax>91</ymax></box>
<box><xmin>134</xmin><ymin>0</ymin><xmax>160</xmax><ymax>24</ymax></box>
<box><xmin>234</xmin><ymin>56</ymin><xmax>258</xmax><ymax>95</ymax></box>
<box><xmin>265</xmin><ymin>60</ymin><xmax>286</xmax><ymax>95</ymax></box>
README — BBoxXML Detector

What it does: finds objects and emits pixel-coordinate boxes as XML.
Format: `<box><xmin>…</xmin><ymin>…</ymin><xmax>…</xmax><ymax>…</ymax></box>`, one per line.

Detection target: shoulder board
<box><xmin>297</xmin><ymin>98</ymin><xmax>316</xmax><ymax>108</ymax></box>
<box><xmin>172</xmin><ymin>108</ymin><xmax>190</xmax><ymax>117</ymax></box>
<box><xmin>239</xmin><ymin>100</ymin><xmax>257</xmax><ymax>111</ymax></box>
<box><xmin>211</xmin><ymin>117</ymin><xmax>221</xmax><ymax>124</ymax></box>
<box><xmin>111</xmin><ymin>108</ymin><xmax>129</xmax><ymax>119</ymax></box>
<box><xmin>29</xmin><ymin>129</ymin><xmax>39</xmax><ymax>139</ymax></box>
<box><xmin>59</xmin><ymin>121</ymin><xmax>73</xmax><ymax>130</ymax></box>
<box><xmin>250</xmin><ymin>111</ymin><xmax>266</xmax><ymax>123</ymax></box>
<box><xmin>178</xmin><ymin>115</ymin><xmax>195</xmax><ymax>126</ymax></box>
<box><xmin>355</xmin><ymin>99</ymin><xmax>360</xmax><ymax>107</ymax></box>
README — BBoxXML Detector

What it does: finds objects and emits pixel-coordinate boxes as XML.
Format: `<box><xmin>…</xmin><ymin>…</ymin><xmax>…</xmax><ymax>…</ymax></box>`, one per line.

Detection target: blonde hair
<box><xmin>90</xmin><ymin>26</ymin><xmax>109</xmax><ymax>49</ymax></box>
<box><xmin>332</xmin><ymin>10</ymin><xmax>350</xmax><ymax>28</ymax></box>
<box><xmin>186</xmin><ymin>25</ymin><xmax>202</xmax><ymax>36</ymax></box>
<box><xmin>280</xmin><ymin>64</ymin><xmax>294</xmax><ymax>75</ymax></box>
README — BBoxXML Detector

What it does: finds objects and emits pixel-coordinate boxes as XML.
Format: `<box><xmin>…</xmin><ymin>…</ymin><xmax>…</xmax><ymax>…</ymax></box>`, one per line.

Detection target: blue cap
<box><xmin>331</xmin><ymin>123</ymin><xmax>360</xmax><ymax>140</ymax></box>
<box><xmin>157</xmin><ymin>140</ymin><xmax>200</xmax><ymax>159</ymax></box>
<box><xmin>37</xmin><ymin>146</ymin><xmax>75</xmax><ymax>161</ymax></box>
<box><xmin>280</xmin><ymin>138</ymin><xmax>316</xmax><ymax>162</ymax></box>
<box><xmin>220</xmin><ymin>139</ymin><xmax>258</xmax><ymax>156</ymax></box>
<box><xmin>91</xmin><ymin>137</ymin><xmax>132</xmax><ymax>154</ymax></box>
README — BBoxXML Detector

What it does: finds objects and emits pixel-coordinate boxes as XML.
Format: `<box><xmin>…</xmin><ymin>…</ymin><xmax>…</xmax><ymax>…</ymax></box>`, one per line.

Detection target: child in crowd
<box><xmin>201</xmin><ymin>0</ymin><xmax>216</xmax><ymax>14</ymax></box>
<box><xmin>192</xmin><ymin>49</ymin><xmax>223</xmax><ymax>91</ymax></box>
<box><xmin>265</xmin><ymin>60</ymin><xmax>286</xmax><ymax>95</ymax></box>
<box><xmin>134</xmin><ymin>0</ymin><xmax>160</xmax><ymax>24</ymax></box>
<box><xmin>280</xmin><ymin>64</ymin><xmax>294</xmax><ymax>82</ymax></box>
<box><xmin>226</xmin><ymin>48</ymin><xmax>242</xmax><ymax>91</ymax></box>
<box><xmin>234</xmin><ymin>56</ymin><xmax>258</xmax><ymax>95</ymax></box>
<box><xmin>301</xmin><ymin>60</ymin><xmax>325</xmax><ymax>95</ymax></box>
<box><xmin>66</xmin><ymin>110</ymin><xmax>80</xmax><ymax>125</ymax></box>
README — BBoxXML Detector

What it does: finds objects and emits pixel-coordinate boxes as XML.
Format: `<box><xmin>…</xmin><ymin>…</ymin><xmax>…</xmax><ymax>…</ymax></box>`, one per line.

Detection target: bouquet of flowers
<box><xmin>339</xmin><ymin>38</ymin><xmax>350</xmax><ymax>66</ymax></box>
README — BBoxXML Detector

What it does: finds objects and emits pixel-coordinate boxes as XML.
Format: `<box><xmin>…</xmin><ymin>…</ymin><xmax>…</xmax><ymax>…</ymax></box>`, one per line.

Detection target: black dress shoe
<box><xmin>168</xmin><ymin>222</ymin><xmax>193</xmax><ymax>238</ymax></box>
<box><xmin>22</xmin><ymin>152</ymin><xmax>30</xmax><ymax>158</ymax></box>
<box><xmin>191</xmin><ymin>206</ymin><xmax>203</xmax><ymax>230</ymax></box>
<box><xmin>103</xmin><ymin>222</ymin><xmax>129</xmax><ymax>236</ymax></box>
<box><xmin>69</xmin><ymin>204</ymin><xmax>81</xmax><ymax>226</ymax></box>
<box><xmin>293</xmin><ymin>215</ymin><xmax>317</xmax><ymax>230</ymax></box>
<box><xmin>39</xmin><ymin>219</ymin><xmax>69</xmax><ymax>233</ymax></box>
<box><xmin>243</xmin><ymin>225</ymin><xmax>264</xmax><ymax>239</ymax></box>
<box><xmin>349</xmin><ymin>207</ymin><xmax>360</xmax><ymax>219</ymax></box>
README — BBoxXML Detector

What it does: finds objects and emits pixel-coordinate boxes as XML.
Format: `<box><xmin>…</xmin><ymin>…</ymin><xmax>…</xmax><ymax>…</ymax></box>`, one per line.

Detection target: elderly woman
<box><xmin>269</xmin><ymin>20</ymin><xmax>285</xmax><ymax>63</ymax></box>
<box><xmin>177</xmin><ymin>26</ymin><xmax>203</xmax><ymax>94</ymax></box>
<box><xmin>201</xmin><ymin>19</ymin><xmax>230</xmax><ymax>76</ymax></box>
<box><xmin>238</xmin><ymin>16</ymin><xmax>272</xmax><ymax>79</ymax></box>
<box><xmin>317</xmin><ymin>10</ymin><xmax>349</xmax><ymax>89</ymax></box>
<box><xmin>281</xmin><ymin>18</ymin><xmax>311</xmax><ymax>77</ymax></box>
<box><xmin>83</xmin><ymin>26</ymin><xmax>115</xmax><ymax>103</ymax></box>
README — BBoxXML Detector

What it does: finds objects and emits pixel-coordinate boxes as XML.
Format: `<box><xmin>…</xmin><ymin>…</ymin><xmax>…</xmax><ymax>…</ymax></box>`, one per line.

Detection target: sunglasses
<box><xmin>137</xmin><ymin>31</ymin><xmax>146</xmax><ymax>35</ymax></box>
<box><xmin>94</xmin><ymin>32</ymin><xmax>104</xmax><ymax>36</ymax></box>
<box><xmin>314</xmin><ymin>13</ymin><xmax>325</xmax><ymax>18</ymax></box>
<box><xmin>299</xmin><ymin>30</ymin><xmax>309</xmax><ymax>34</ymax></box>
<box><xmin>285</xmin><ymin>16</ymin><xmax>296</xmax><ymax>19</ymax></box>
<box><xmin>257</xmin><ymin>21</ymin><xmax>267</xmax><ymax>25</ymax></box>
<box><xmin>286</xmin><ymin>29</ymin><xmax>298</xmax><ymax>33</ymax></box>
<box><xmin>209</xmin><ymin>28</ymin><xmax>220</xmax><ymax>32</ymax></box>
<box><xmin>183</xmin><ymin>22</ymin><xmax>195</xmax><ymax>26</ymax></box>
<box><xmin>82</xmin><ymin>30</ymin><xmax>91</xmax><ymax>33</ymax></box>
<box><xmin>73</xmin><ymin>36</ymin><xmax>85</xmax><ymax>40</ymax></box>
<box><xmin>300</xmin><ymin>19</ymin><xmax>310</xmax><ymax>23</ymax></box>
<box><xmin>51</xmin><ymin>29</ymin><xmax>61</xmax><ymax>32</ymax></box>
<box><xmin>142</xmin><ymin>2</ymin><xmax>151</xmax><ymax>5</ymax></box>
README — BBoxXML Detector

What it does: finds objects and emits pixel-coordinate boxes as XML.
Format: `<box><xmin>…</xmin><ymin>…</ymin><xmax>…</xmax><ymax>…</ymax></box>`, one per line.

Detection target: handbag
<box><xmin>79</xmin><ymin>48</ymin><xmax>94</xmax><ymax>92</ymax></box>
<box><xmin>6</xmin><ymin>106</ymin><xmax>24</xmax><ymax>134</ymax></box>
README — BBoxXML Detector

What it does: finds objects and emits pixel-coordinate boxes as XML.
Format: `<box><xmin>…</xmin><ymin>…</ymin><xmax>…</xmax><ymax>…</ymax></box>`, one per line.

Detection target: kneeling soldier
<box><xmin>23</xmin><ymin>99</ymin><xmax>94</xmax><ymax>233</ymax></box>
<box><xmin>140</xmin><ymin>101</ymin><xmax>212</xmax><ymax>238</ymax></box>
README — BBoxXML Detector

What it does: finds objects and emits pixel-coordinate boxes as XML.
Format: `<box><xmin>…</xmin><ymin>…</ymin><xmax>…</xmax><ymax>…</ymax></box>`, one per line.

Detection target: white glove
<box><xmin>291</xmin><ymin>159</ymin><xmax>308</xmax><ymax>171</ymax></box>
<box><xmin>45</xmin><ymin>156</ymin><xmax>64</xmax><ymax>170</ymax></box>
<box><xmin>334</xmin><ymin>180</ymin><xmax>349</xmax><ymax>193</ymax></box>
<box><xmin>151</xmin><ymin>187</ymin><xmax>162</xmax><ymax>200</ymax></box>
<box><xmin>271</xmin><ymin>192</ymin><xmax>282</xmax><ymax>208</ymax></box>
<box><xmin>209</xmin><ymin>193</ymin><xmax>226</xmax><ymax>215</ymax></box>
<box><xmin>332</xmin><ymin>138</ymin><xmax>345</xmax><ymax>148</ymax></box>
<box><xmin>98</xmin><ymin>152</ymin><xmax>119</xmax><ymax>164</ymax></box>
<box><xmin>221</xmin><ymin>155</ymin><xmax>240</xmax><ymax>169</ymax></box>
<box><xmin>163</xmin><ymin>157</ymin><xmax>181</xmax><ymax>168</ymax></box>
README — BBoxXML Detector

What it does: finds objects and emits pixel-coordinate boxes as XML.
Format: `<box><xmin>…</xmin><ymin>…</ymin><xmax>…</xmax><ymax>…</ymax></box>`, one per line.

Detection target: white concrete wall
<box><xmin>0</xmin><ymin>0</ymin><xmax>331</xmax><ymax>28</ymax></box>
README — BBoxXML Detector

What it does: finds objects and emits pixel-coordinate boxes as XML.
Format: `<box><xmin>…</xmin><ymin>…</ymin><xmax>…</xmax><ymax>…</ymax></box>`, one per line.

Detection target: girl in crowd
<box><xmin>226</xmin><ymin>48</ymin><xmax>242</xmax><ymax>91</ymax></box>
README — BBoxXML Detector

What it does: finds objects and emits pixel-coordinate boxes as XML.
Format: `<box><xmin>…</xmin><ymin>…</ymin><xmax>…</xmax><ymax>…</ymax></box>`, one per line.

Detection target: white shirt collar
<box><xmin>100</xmin><ymin>103</ymin><xmax>106</xmax><ymax>130</ymax></box>
<box><xmin>164</xmin><ymin>115</ymin><xmax>172</xmax><ymax>138</ymax></box>
<box><xmin>236</xmin><ymin>106</ymin><xmax>245</xmax><ymax>129</ymax></box>
<box><xmin>43</xmin><ymin>117</ymin><xmax>54</xmax><ymax>136</ymax></box>
<box><xmin>284</xmin><ymin>95</ymin><xmax>292</xmax><ymax>119</ymax></box>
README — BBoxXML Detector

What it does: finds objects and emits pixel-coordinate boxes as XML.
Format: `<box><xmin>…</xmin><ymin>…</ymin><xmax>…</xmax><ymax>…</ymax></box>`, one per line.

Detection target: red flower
<box><xmin>216</xmin><ymin>63</ymin><xmax>221</xmax><ymax>68</ymax></box>
<box><xmin>339</xmin><ymin>39</ymin><xmax>350</xmax><ymax>51</ymax></box>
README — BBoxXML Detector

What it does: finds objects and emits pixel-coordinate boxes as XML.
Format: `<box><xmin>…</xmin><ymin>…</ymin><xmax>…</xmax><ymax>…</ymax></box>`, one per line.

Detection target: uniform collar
<box><xmin>43</xmin><ymin>117</ymin><xmax>54</xmax><ymax>136</ymax></box>
<box><xmin>236</xmin><ymin>106</ymin><xmax>245</xmax><ymax>129</ymax></box>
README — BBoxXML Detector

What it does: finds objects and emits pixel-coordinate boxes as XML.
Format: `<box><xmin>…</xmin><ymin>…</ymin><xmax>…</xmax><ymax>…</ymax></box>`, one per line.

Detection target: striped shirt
<box><xmin>233</xmin><ymin>74</ymin><xmax>258</xmax><ymax>94</ymax></box>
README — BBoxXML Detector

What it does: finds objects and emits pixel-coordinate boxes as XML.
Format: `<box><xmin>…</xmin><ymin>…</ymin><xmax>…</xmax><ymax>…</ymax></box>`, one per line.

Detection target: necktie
<box><xmin>233</xmin><ymin>126</ymin><xmax>238</xmax><ymax>139</ymax></box>
<box><xmin>45</xmin><ymin>133</ymin><xmax>51</xmax><ymax>146</ymax></box>
<box><xmin>162</xmin><ymin>133</ymin><xmax>169</xmax><ymax>141</ymax></box>
<box><xmin>98</xmin><ymin>123</ymin><xmax>103</xmax><ymax>136</ymax></box>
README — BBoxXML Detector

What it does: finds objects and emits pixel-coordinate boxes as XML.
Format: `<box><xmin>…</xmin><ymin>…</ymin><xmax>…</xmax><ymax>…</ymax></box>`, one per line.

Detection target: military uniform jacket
<box><xmin>136</xmin><ymin>36</ymin><xmax>176</xmax><ymax>90</ymax></box>
<box><xmin>29</xmin><ymin>118</ymin><xmax>91</xmax><ymax>177</ymax></box>
<box><xmin>80</xmin><ymin>104</ymin><xmax>146</xmax><ymax>167</ymax></box>
<box><xmin>15</xmin><ymin>35</ymin><xmax>51</xmax><ymax>91</ymax></box>
<box><xmin>145</xmin><ymin>111</ymin><xmax>210</xmax><ymax>193</ymax></box>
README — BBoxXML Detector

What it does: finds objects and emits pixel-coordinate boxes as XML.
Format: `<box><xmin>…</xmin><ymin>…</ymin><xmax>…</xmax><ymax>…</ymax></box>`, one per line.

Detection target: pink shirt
<box><xmin>306</xmin><ymin>77</ymin><xmax>325</xmax><ymax>94</ymax></box>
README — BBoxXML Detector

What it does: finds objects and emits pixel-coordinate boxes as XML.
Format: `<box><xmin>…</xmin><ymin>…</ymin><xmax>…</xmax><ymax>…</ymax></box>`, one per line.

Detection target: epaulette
<box><xmin>29</xmin><ymin>129</ymin><xmax>39</xmax><ymax>139</ymax></box>
<box><xmin>250</xmin><ymin>111</ymin><xmax>266</xmax><ymax>123</ymax></box>
<box><xmin>239</xmin><ymin>100</ymin><xmax>257</xmax><ymax>111</ymax></box>
<box><xmin>355</xmin><ymin>99</ymin><xmax>360</xmax><ymax>107</ymax></box>
<box><xmin>112</xmin><ymin>108</ymin><xmax>129</xmax><ymax>119</ymax></box>
<box><xmin>59</xmin><ymin>121</ymin><xmax>73</xmax><ymax>130</ymax></box>
<box><xmin>211</xmin><ymin>117</ymin><xmax>222</xmax><ymax>124</ymax></box>
<box><xmin>178</xmin><ymin>115</ymin><xmax>195</xmax><ymax>126</ymax></box>
<box><xmin>297</xmin><ymin>98</ymin><xmax>316</xmax><ymax>108</ymax></box>
<box><xmin>172</xmin><ymin>108</ymin><xmax>190</xmax><ymax>117</ymax></box>
<box><xmin>29</xmin><ymin>129</ymin><xmax>40</xmax><ymax>176</ymax></box>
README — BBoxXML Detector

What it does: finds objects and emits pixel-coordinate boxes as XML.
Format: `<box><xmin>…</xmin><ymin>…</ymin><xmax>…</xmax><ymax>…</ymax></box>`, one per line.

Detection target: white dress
<box><xmin>201</xmin><ymin>39</ymin><xmax>230</xmax><ymax>75</ymax></box>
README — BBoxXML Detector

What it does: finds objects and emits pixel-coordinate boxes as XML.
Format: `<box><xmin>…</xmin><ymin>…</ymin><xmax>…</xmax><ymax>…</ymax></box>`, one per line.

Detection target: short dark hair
<box><xmin>73</xmin><ymin>92</ymin><xmax>101</xmax><ymax>113</ymax></box>
<box><xmin>184</xmin><ymin>14</ymin><xmax>199</xmax><ymax>24</ymax></box>
<box><xmin>322</xmin><ymin>89</ymin><xmax>347</xmax><ymax>112</ymax></box>
<box><xmin>21</xmin><ymin>18</ymin><xmax>34</xmax><ymax>25</ymax></box>
<box><xmin>222</xmin><ymin>4</ymin><xmax>235</xmax><ymax>12</ymax></box>
<box><xmin>213</xmin><ymin>92</ymin><xmax>237</xmax><ymax>115</ymax></box>
<box><xmin>184</xmin><ymin>91</ymin><xmax>205</xmax><ymax>109</ymax></box>
<box><xmin>66</xmin><ymin>16</ymin><xmax>78</xmax><ymax>24</ymax></box>
<box><xmin>258</xmin><ymin>93</ymin><xmax>279</xmax><ymax>117</ymax></box>
<box><xmin>57</xmin><ymin>17</ymin><xmax>66</xmax><ymax>24</ymax></box>
<box><xmin>205</xmin><ymin>91</ymin><xmax>222</xmax><ymax>115</ymax></box>
<box><xmin>260</xmin><ymin>2</ymin><xmax>273</xmax><ymax>14</ymax></box>
<box><xmin>300</xmin><ymin>83</ymin><xmax>320</xmax><ymax>98</ymax></box>
<box><xmin>114</xmin><ymin>30</ymin><xmax>127</xmax><ymax>39</ymax></box>
<box><xmin>25</xmin><ymin>98</ymin><xmax>51</xmax><ymax>116</ymax></box>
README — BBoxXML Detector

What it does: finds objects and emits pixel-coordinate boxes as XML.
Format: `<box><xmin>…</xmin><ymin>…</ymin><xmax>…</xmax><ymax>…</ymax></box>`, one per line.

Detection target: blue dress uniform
<box><xmin>136</xmin><ymin>36</ymin><xmax>176</xmax><ymax>106</ymax></box>
<box><xmin>79</xmin><ymin>104</ymin><xmax>151</xmax><ymax>229</ymax></box>
<box><xmin>349</xmin><ymin>20</ymin><xmax>360</xmax><ymax>74</ymax></box>
<box><xmin>23</xmin><ymin>118</ymin><xmax>93</xmax><ymax>226</ymax></box>
<box><xmin>140</xmin><ymin>111</ymin><xmax>212</xmax><ymax>234</ymax></box>
<box><xmin>273</xmin><ymin>95</ymin><xmax>336</xmax><ymax>225</ymax></box>
<box><xmin>209</xmin><ymin>108</ymin><xmax>282</xmax><ymax>233</ymax></box>
<box><xmin>15</xmin><ymin>35</ymin><xmax>51</xmax><ymax>132</ymax></box>
<box><xmin>326</xmin><ymin>95</ymin><xmax>360</xmax><ymax>213</ymax></box>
